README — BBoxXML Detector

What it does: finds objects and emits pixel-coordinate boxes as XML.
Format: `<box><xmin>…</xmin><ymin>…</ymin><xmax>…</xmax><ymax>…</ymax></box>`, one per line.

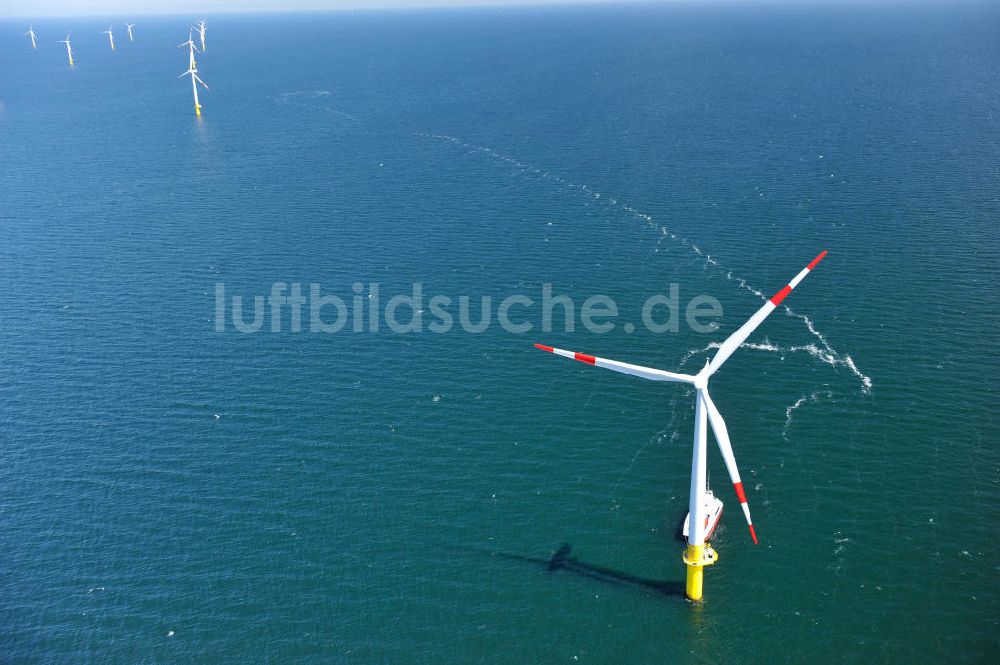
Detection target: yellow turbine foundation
<box><xmin>682</xmin><ymin>543</ymin><xmax>718</xmax><ymax>601</ymax></box>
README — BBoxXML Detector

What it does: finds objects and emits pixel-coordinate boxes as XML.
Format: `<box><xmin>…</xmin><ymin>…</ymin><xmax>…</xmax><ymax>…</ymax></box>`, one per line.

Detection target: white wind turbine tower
<box><xmin>25</xmin><ymin>25</ymin><xmax>37</xmax><ymax>49</ymax></box>
<box><xmin>102</xmin><ymin>25</ymin><xmax>115</xmax><ymax>52</ymax></box>
<box><xmin>178</xmin><ymin>32</ymin><xmax>208</xmax><ymax>116</ymax></box>
<box><xmin>535</xmin><ymin>250</ymin><xmax>828</xmax><ymax>601</ymax></box>
<box><xmin>126</xmin><ymin>23</ymin><xmax>135</xmax><ymax>42</ymax></box>
<box><xmin>58</xmin><ymin>33</ymin><xmax>74</xmax><ymax>67</ymax></box>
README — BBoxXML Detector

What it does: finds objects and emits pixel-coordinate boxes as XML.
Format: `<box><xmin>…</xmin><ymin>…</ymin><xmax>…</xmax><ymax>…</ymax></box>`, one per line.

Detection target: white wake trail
<box><xmin>783</xmin><ymin>390</ymin><xmax>834</xmax><ymax>438</ymax></box>
<box><xmin>420</xmin><ymin>133</ymin><xmax>873</xmax><ymax>395</ymax></box>
<box><xmin>275</xmin><ymin>90</ymin><xmax>361</xmax><ymax>123</ymax></box>
<box><xmin>680</xmin><ymin>339</ymin><xmax>869</xmax><ymax>394</ymax></box>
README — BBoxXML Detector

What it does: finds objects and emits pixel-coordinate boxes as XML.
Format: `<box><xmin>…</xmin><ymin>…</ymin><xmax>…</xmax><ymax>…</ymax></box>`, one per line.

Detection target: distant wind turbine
<box><xmin>196</xmin><ymin>19</ymin><xmax>207</xmax><ymax>51</ymax></box>
<box><xmin>126</xmin><ymin>23</ymin><xmax>135</xmax><ymax>42</ymax></box>
<box><xmin>178</xmin><ymin>32</ymin><xmax>207</xmax><ymax>116</ymax></box>
<box><xmin>25</xmin><ymin>25</ymin><xmax>37</xmax><ymax>49</ymax></box>
<box><xmin>58</xmin><ymin>33</ymin><xmax>74</xmax><ymax>66</ymax></box>
<box><xmin>102</xmin><ymin>25</ymin><xmax>115</xmax><ymax>51</ymax></box>
<box><xmin>178</xmin><ymin>31</ymin><xmax>200</xmax><ymax>68</ymax></box>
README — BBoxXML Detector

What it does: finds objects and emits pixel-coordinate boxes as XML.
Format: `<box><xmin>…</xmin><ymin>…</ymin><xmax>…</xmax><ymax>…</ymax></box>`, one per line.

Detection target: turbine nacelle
<box><xmin>693</xmin><ymin>368</ymin><xmax>709</xmax><ymax>391</ymax></box>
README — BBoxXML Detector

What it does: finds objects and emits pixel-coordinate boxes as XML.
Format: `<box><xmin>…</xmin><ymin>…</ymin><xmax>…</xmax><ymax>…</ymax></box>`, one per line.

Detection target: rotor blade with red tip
<box><xmin>534</xmin><ymin>344</ymin><xmax>696</xmax><ymax>384</ymax></box>
<box><xmin>707</xmin><ymin>250</ymin><xmax>827</xmax><ymax>376</ymax></box>
<box><xmin>700</xmin><ymin>388</ymin><xmax>758</xmax><ymax>544</ymax></box>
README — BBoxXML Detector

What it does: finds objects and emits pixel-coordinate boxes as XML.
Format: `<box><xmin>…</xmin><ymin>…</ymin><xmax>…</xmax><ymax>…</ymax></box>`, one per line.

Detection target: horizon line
<box><xmin>1</xmin><ymin>0</ymin><xmax>949</xmax><ymax>21</ymax></box>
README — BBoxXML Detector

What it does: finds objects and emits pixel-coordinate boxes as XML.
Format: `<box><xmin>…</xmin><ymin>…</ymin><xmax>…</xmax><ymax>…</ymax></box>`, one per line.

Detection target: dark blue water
<box><xmin>1</xmin><ymin>3</ymin><xmax>998</xmax><ymax>662</ymax></box>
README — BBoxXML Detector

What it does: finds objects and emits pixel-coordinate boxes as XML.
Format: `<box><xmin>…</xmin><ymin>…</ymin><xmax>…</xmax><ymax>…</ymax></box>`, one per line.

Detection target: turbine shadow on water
<box><xmin>487</xmin><ymin>543</ymin><xmax>687</xmax><ymax>599</ymax></box>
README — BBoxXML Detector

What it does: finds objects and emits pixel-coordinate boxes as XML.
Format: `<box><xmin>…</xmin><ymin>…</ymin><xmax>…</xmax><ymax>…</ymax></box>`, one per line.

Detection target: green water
<box><xmin>1</xmin><ymin>3</ymin><xmax>997</xmax><ymax>663</ymax></box>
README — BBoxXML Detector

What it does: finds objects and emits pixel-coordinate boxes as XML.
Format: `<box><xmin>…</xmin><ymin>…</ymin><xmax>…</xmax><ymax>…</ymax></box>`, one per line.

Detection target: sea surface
<box><xmin>1</xmin><ymin>3</ymin><xmax>998</xmax><ymax>663</ymax></box>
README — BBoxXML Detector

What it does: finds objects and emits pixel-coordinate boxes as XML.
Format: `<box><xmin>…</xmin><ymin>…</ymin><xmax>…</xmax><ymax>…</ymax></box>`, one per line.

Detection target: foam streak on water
<box><xmin>783</xmin><ymin>390</ymin><xmax>835</xmax><ymax>438</ymax></box>
<box><xmin>421</xmin><ymin>133</ymin><xmax>874</xmax><ymax>397</ymax></box>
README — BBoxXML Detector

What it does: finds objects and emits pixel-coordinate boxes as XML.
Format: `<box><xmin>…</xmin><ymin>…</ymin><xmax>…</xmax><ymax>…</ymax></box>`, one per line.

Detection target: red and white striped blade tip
<box><xmin>808</xmin><ymin>250</ymin><xmax>828</xmax><ymax>271</ymax></box>
<box><xmin>534</xmin><ymin>343</ymin><xmax>596</xmax><ymax>365</ymax></box>
<box><xmin>733</xmin><ymin>481</ymin><xmax>759</xmax><ymax>545</ymax></box>
<box><xmin>770</xmin><ymin>250</ymin><xmax>828</xmax><ymax>306</ymax></box>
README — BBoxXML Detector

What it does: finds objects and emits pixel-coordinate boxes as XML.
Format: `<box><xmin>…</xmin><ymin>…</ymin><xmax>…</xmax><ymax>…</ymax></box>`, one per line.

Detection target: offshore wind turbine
<box><xmin>126</xmin><ymin>23</ymin><xmax>135</xmax><ymax>42</ymax></box>
<box><xmin>195</xmin><ymin>19</ymin><xmax>207</xmax><ymax>51</ymax></box>
<box><xmin>58</xmin><ymin>33</ymin><xmax>74</xmax><ymax>67</ymax></box>
<box><xmin>178</xmin><ymin>65</ymin><xmax>209</xmax><ymax>117</ymax></box>
<box><xmin>534</xmin><ymin>250</ymin><xmax>828</xmax><ymax>601</ymax></box>
<box><xmin>178</xmin><ymin>31</ymin><xmax>199</xmax><ymax>68</ymax></box>
<box><xmin>102</xmin><ymin>25</ymin><xmax>115</xmax><ymax>52</ymax></box>
<box><xmin>25</xmin><ymin>25</ymin><xmax>37</xmax><ymax>49</ymax></box>
<box><xmin>178</xmin><ymin>32</ymin><xmax>207</xmax><ymax>116</ymax></box>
